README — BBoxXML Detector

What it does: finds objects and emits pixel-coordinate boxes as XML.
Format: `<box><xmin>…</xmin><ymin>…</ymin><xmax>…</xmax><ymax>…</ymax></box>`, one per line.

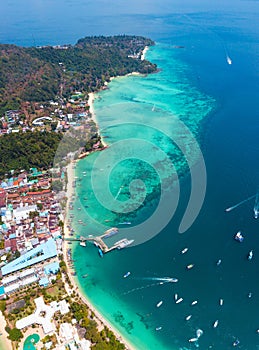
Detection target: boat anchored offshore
<box><xmin>123</xmin><ymin>271</ymin><xmax>131</xmax><ymax>278</ymax></box>
<box><xmin>219</xmin><ymin>298</ymin><xmax>224</xmax><ymax>306</ymax></box>
<box><xmin>213</xmin><ymin>320</ymin><xmax>219</xmax><ymax>328</ymax></box>
<box><xmin>185</xmin><ymin>315</ymin><xmax>192</xmax><ymax>321</ymax></box>
<box><xmin>155</xmin><ymin>326</ymin><xmax>162</xmax><ymax>331</ymax></box>
<box><xmin>156</xmin><ymin>301</ymin><xmax>163</xmax><ymax>308</ymax></box>
<box><xmin>186</xmin><ymin>264</ymin><xmax>194</xmax><ymax>270</ymax></box>
<box><xmin>248</xmin><ymin>250</ymin><xmax>253</xmax><ymax>260</ymax></box>
<box><xmin>233</xmin><ymin>339</ymin><xmax>240</xmax><ymax>347</ymax></box>
<box><xmin>234</xmin><ymin>231</ymin><xmax>244</xmax><ymax>242</ymax></box>
<box><xmin>216</xmin><ymin>259</ymin><xmax>222</xmax><ymax>266</ymax></box>
<box><xmin>191</xmin><ymin>300</ymin><xmax>198</xmax><ymax>306</ymax></box>
<box><xmin>175</xmin><ymin>297</ymin><xmax>183</xmax><ymax>304</ymax></box>
<box><xmin>181</xmin><ymin>247</ymin><xmax>188</xmax><ymax>254</ymax></box>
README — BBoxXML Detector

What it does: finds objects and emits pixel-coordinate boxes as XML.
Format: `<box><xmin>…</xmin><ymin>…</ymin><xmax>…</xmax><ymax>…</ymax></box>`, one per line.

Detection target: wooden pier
<box><xmin>64</xmin><ymin>227</ymin><xmax>132</xmax><ymax>253</ymax></box>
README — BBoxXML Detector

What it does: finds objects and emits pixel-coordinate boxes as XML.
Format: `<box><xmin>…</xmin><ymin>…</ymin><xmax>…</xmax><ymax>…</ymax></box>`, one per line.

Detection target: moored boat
<box><xmin>186</xmin><ymin>264</ymin><xmax>194</xmax><ymax>270</ymax></box>
<box><xmin>175</xmin><ymin>297</ymin><xmax>183</xmax><ymax>304</ymax></box>
<box><xmin>248</xmin><ymin>250</ymin><xmax>253</xmax><ymax>260</ymax></box>
<box><xmin>234</xmin><ymin>231</ymin><xmax>244</xmax><ymax>242</ymax></box>
<box><xmin>233</xmin><ymin>339</ymin><xmax>240</xmax><ymax>347</ymax></box>
<box><xmin>213</xmin><ymin>320</ymin><xmax>219</xmax><ymax>328</ymax></box>
<box><xmin>181</xmin><ymin>247</ymin><xmax>188</xmax><ymax>254</ymax></box>
<box><xmin>156</xmin><ymin>301</ymin><xmax>163</xmax><ymax>308</ymax></box>
<box><xmin>98</xmin><ymin>248</ymin><xmax>104</xmax><ymax>258</ymax></box>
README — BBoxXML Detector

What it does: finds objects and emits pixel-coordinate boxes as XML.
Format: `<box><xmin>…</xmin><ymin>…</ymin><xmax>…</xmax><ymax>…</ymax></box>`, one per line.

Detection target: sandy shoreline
<box><xmin>0</xmin><ymin>311</ymin><xmax>13</xmax><ymax>350</ymax></box>
<box><xmin>88</xmin><ymin>92</ymin><xmax>108</xmax><ymax>148</ymax></box>
<box><xmin>63</xmin><ymin>162</ymin><xmax>136</xmax><ymax>350</ymax></box>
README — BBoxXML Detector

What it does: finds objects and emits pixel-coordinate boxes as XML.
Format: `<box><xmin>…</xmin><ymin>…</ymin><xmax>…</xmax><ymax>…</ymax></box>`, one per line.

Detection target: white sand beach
<box><xmin>0</xmin><ymin>311</ymin><xmax>13</xmax><ymax>350</ymax></box>
<box><xmin>88</xmin><ymin>92</ymin><xmax>107</xmax><ymax>147</ymax></box>
<box><xmin>63</xmin><ymin>161</ymin><xmax>135</xmax><ymax>350</ymax></box>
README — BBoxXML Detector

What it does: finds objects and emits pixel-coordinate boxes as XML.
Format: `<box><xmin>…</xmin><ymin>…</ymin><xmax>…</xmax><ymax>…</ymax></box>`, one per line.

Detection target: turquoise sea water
<box><xmin>71</xmin><ymin>25</ymin><xmax>259</xmax><ymax>350</ymax></box>
<box><xmin>71</xmin><ymin>43</ymin><xmax>216</xmax><ymax>350</ymax></box>
<box><xmin>2</xmin><ymin>1</ymin><xmax>259</xmax><ymax>349</ymax></box>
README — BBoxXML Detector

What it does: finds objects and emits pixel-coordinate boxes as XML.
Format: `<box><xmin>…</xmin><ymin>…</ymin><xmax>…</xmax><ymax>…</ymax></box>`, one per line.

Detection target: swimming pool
<box><xmin>23</xmin><ymin>334</ymin><xmax>40</xmax><ymax>350</ymax></box>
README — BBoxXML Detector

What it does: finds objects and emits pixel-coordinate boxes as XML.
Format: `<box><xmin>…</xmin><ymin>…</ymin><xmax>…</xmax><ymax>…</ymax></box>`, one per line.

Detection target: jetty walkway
<box><xmin>64</xmin><ymin>227</ymin><xmax>133</xmax><ymax>253</ymax></box>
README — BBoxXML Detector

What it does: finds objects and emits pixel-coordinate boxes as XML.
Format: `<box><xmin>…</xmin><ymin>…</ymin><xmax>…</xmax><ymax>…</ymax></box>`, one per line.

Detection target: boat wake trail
<box><xmin>225</xmin><ymin>194</ymin><xmax>256</xmax><ymax>212</ymax></box>
<box><xmin>122</xmin><ymin>277</ymin><xmax>178</xmax><ymax>295</ymax></box>
<box><xmin>140</xmin><ymin>277</ymin><xmax>178</xmax><ymax>283</ymax></box>
<box><xmin>122</xmin><ymin>281</ymin><xmax>165</xmax><ymax>295</ymax></box>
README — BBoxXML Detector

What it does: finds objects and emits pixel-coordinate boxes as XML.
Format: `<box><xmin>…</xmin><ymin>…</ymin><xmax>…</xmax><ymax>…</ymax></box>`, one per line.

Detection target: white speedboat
<box><xmin>191</xmin><ymin>300</ymin><xmax>198</xmax><ymax>306</ymax></box>
<box><xmin>156</xmin><ymin>301</ymin><xmax>163</xmax><ymax>308</ymax></box>
<box><xmin>123</xmin><ymin>271</ymin><xmax>131</xmax><ymax>278</ymax></box>
<box><xmin>248</xmin><ymin>250</ymin><xmax>253</xmax><ymax>260</ymax></box>
<box><xmin>186</xmin><ymin>264</ymin><xmax>194</xmax><ymax>270</ymax></box>
<box><xmin>176</xmin><ymin>297</ymin><xmax>183</xmax><ymax>304</ymax></box>
<box><xmin>213</xmin><ymin>320</ymin><xmax>219</xmax><ymax>328</ymax></box>
<box><xmin>155</xmin><ymin>326</ymin><xmax>162</xmax><ymax>331</ymax></box>
<box><xmin>169</xmin><ymin>278</ymin><xmax>178</xmax><ymax>283</ymax></box>
<box><xmin>226</xmin><ymin>55</ymin><xmax>232</xmax><ymax>65</ymax></box>
<box><xmin>181</xmin><ymin>247</ymin><xmax>188</xmax><ymax>254</ymax></box>
<box><xmin>189</xmin><ymin>338</ymin><xmax>198</xmax><ymax>343</ymax></box>
<box><xmin>185</xmin><ymin>315</ymin><xmax>192</xmax><ymax>321</ymax></box>
<box><xmin>233</xmin><ymin>339</ymin><xmax>240</xmax><ymax>347</ymax></box>
<box><xmin>234</xmin><ymin>231</ymin><xmax>244</xmax><ymax>242</ymax></box>
<box><xmin>219</xmin><ymin>299</ymin><xmax>224</xmax><ymax>306</ymax></box>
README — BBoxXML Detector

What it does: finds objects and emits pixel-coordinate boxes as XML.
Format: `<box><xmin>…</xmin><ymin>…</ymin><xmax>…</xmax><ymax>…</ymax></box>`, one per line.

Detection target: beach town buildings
<box><xmin>0</xmin><ymin>168</ymin><xmax>65</xmax><ymax>298</ymax></box>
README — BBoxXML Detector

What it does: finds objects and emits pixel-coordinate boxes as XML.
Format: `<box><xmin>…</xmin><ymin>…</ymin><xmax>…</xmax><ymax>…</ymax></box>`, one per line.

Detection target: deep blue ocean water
<box><xmin>2</xmin><ymin>1</ymin><xmax>259</xmax><ymax>349</ymax></box>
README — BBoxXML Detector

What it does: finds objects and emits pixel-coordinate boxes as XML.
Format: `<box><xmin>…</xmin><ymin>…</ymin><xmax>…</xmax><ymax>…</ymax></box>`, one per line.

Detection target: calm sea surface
<box><xmin>1</xmin><ymin>1</ymin><xmax>259</xmax><ymax>349</ymax></box>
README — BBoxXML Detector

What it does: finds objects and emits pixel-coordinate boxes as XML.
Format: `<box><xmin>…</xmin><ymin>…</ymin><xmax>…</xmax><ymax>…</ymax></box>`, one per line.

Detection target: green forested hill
<box><xmin>0</xmin><ymin>35</ymin><xmax>156</xmax><ymax>114</ymax></box>
<box><xmin>0</xmin><ymin>131</ymin><xmax>63</xmax><ymax>177</ymax></box>
<box><xmin>0</xmin><ymin>44</ymin><xmax>61</xmax><ymax>113</ymax></box>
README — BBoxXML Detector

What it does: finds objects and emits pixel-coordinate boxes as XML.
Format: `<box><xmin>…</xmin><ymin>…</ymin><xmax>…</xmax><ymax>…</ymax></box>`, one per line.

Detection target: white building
<box><xmin>59</xmin><ymin>323</ymin><xmax>74</xmax><ymax>342</ymax></box>
<box><xmin>16</xmin><ymin>296</ymin><xmax>69</xmax><ymax>334</ymax></box>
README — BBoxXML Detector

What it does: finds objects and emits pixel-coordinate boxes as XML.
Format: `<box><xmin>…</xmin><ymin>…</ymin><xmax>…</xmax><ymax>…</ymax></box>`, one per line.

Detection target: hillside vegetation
<box><xmin>0</xmin><ymin>35</ymin><xmax>156</xmax><ymax>114</ymax></box>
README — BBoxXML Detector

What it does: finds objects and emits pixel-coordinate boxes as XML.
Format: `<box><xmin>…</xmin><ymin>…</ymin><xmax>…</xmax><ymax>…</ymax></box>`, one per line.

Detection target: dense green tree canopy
<box><xmin>0</xmin><ymin>35</ymin><xmax>157</xmax><ymax>113</ymax></box>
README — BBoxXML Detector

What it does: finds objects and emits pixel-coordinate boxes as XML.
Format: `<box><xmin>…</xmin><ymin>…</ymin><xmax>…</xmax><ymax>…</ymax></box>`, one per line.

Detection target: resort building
<box><xmin>16</xmin><ymin>296</ymin><xmax>70</xmax><ymax>334</ymax></box>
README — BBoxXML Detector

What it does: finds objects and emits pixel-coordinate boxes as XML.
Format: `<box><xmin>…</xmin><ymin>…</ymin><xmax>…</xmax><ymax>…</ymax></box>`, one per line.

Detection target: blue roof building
<box><xmin>1</xmin><ymin>239</ymin><xmax>57</xmax><ymax>276</ymax></box>
<box><xmin>44</xmin><ymin>261</ymin><xmax>60</xmax><ymax>275</ymax></box>
<box><xmin>39</xmin><ymin>277</ymin><xmax>49</xmax><ymax>287</ymax></box>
